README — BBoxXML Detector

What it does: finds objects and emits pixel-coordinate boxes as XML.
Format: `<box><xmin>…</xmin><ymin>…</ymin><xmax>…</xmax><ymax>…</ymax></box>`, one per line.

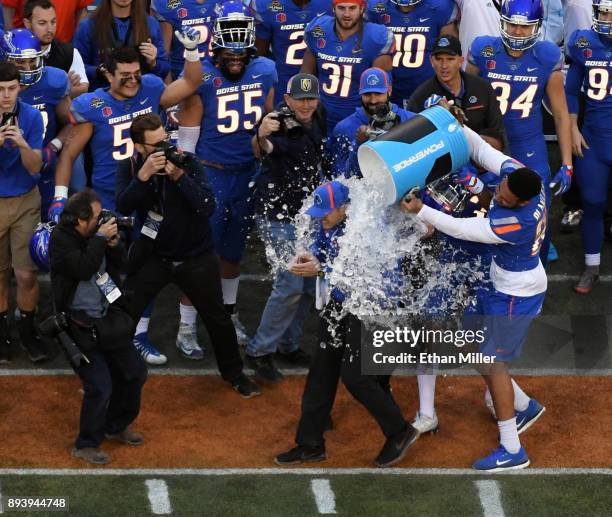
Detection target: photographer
<box><xmin>332</xmin><ymin>68</ymin><xmax>416</xmax><ymax>178</ymax></box>
<box><xmin>48</xmin><ymin>189</ymin><xmax>147</xmax><ymax>465</ymax></box>
<box><xmin>245</xmin><ymin>73</ymin><xmax>327</xmax><ymax>383</ymax></box>
<box><xmin>116</xmin><ymin>113</ymin><xmax>259</xmax><ymax>398</ymax></box>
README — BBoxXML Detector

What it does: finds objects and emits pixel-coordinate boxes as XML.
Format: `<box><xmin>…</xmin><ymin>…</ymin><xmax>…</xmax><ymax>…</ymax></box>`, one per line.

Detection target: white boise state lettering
<box><xmin>280</xmin><ymin>24</ymin><xmax>306</xmax><ymax>31</ymax></box>
<box><xmin>107</xmin><ymin>106</ymin><xmax>153</xmax><ymax>125</ymax></box>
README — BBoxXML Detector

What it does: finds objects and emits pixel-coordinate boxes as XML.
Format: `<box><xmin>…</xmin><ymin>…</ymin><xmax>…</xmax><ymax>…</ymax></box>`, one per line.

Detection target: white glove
<box><xmin>175</xmin><ymin>28</ymin><xmax>200</xmax><ymax>51</ymax></box>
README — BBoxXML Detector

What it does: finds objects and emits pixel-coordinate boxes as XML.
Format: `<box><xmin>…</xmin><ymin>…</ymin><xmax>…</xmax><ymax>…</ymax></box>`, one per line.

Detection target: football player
<box><xmin>0</xmin><ymin>29</ymin><xmax>71</xmax><ymax>221</ymax></box>
<box><xmin>178</xmin><ymin>0</ymin><xmax>277</xmax><ymax>344</ymax></box>
<box><xmin>565</xmin><ymin>0</ymin><xmax>612</xmax><ymax>294</ymax></box>
<box><xmin>301</xmin><ymin>0</ymin><xmax>395</xmax><ymax>131</ymax></box>
<box><xmin>366</xmin><ymin>0</ymin><xmax>458</xmax><ymax>109</ymax></box>
<box><xmin>252</xmin><ymin>0</ymin><xmax>331</xmax><ymax>106</ymax></box>
<box><xmin>467</xmin><ymin>0</ymin><xmax>573</xmax><ymax>264</ymax></box>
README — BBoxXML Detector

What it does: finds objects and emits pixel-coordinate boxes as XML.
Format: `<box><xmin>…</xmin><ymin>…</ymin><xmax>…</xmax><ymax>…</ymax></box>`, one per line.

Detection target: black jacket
<box><xmin>49</xmin><ymin>224</ymin><xmax>125</xmax><ymax>313</ymax></box>
<box><xmin>45</xmin><ymin>39</ymin><xmax>74</xmax><ymax>73</ymax></box>
<box><xmin>407</xmin><ymin>71</ymin><xmax>507</xmax><ymax>148</ymax></box>
<box><xmin>115</xmin><ymin>152</ymin><xmax>216</xmax><ymax>260</ymax></box>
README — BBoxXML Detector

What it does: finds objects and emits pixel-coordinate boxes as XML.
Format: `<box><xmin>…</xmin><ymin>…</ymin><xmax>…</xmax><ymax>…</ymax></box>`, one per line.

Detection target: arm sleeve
<box><xmin>115</xmin><ymin>158</ymin><xmax>154</xmax><ymax>215</ymax></box>
<box><xmin>416</xmin><ymin>204</ymin><xmax>508</xmax><ymax>244</ymax></box>
<box><xmin>174</xmin><ymin>159</ymin><xmax>217</xmax><ymax>217</ymax></box>
<box><xmin>70</xmin><ymin>48</ymin><xmax>89</xmax><ymax>84</ymax></box>
<box><xmin>464</xmin><ymin>125</ymin><xmax>511</xmax><ymax>175</ymax></box>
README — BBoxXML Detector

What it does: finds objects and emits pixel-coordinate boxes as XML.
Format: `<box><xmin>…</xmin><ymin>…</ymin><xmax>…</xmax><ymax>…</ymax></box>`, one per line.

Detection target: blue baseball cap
<box><xmin>306</xmin><ymin>181</ymin><xmax>350</xmax><ymax>217</ymax></box>
<box><xmin>359</xmin><ymin>67</ymin><xmax>391</xmax><ymax>95</ymax></box>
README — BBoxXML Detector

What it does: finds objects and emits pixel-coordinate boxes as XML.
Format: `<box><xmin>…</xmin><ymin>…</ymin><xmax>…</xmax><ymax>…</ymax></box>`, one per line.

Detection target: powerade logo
<box><xmin>391</xmin><ymin>141</ymin><xmax>445</xmax><ymax>173</ymax></box>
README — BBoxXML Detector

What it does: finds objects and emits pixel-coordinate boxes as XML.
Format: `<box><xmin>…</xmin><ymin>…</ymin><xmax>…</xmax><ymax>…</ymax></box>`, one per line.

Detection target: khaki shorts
<box><xmin>0</xmin><ymin>187</ymin><xmax>41</xmax><ymax>272</ymax></box>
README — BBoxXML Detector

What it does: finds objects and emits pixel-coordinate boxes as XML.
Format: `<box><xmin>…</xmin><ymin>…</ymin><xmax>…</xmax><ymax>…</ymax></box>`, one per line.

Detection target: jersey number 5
<box><xmin>112</xmin><ymin>121</ymin><xmax>134</xmax><ymax>161</ymax></box>
<box><xmin>217</xmin><ymin>91</ymin><xmax>263</xmax><ymax>133</ymax></box>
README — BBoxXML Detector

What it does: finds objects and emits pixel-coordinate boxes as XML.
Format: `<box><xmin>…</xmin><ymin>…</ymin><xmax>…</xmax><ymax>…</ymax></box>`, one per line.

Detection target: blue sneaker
<box><xmin>516</xmin><ymin>398</ymin><xmax>545</xmax><ymax>434</ymax></box>
<box><xmin>133</xmin><ymin>333</ymin><xmax>167</xmax><ymax>365</ymax></box>
<box><xmin>547</xmin><ymin>242</ymin><xmax>559</xmax><ymax>263</ymax></box>
<box><xmin>473</xmin><ymin>445</ymin><xmax>530</xmax><ymax>472</ymax></box>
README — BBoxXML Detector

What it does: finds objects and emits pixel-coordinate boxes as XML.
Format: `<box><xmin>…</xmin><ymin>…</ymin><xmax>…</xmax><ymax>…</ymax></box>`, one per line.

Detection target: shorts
<box><xmin>206</xmin><ymin>166</ymin><xmax>256</xmax><ymax>263</ymax></box>
<box><xmin>467</xmin><ymin>288</ymin><xmax>545</xmax><ymax>362</ymax></box>
<box><xmin>0</xmin><ymin>187</ymin><xmax>41</xmax><ymax>271</ymax></box>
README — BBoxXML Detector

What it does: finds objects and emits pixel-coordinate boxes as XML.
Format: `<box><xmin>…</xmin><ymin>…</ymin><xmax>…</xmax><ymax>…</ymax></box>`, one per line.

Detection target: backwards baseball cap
<box><xmin>287</xmin><ymin>73</ymin><xmax>320</xmax><ymax>99</ymax></box>
<box><xmin>431</xmin><ymin>35</ymin><xmax>462</xmax><ymax>56</ymax></box>
<box><xmin>359</xmin><ymin>67</ymin><xmax>391</xmax><ymax>95</ymax></box>
<box><xmin>306</xmin><ymin>181</ymin><xmax>350</xmax><ymax>218</ymax></box>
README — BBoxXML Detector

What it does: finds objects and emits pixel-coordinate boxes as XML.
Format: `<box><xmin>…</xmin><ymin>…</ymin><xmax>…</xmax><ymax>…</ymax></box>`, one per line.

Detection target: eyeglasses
<box><xmin>141</xmin><ymin>133</ymin><xmax>170</xmax><ymax>147</ymax></box>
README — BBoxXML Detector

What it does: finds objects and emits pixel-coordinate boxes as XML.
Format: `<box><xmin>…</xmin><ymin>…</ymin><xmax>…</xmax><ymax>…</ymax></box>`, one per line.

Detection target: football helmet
<box><xmin>500</xmin><ymin>0</ymin><xmax>543</xmax><ymax>51</ymax></box>
<box><xmin>29</xmin><ymin>222</ymin><xmax>55</xmax><ymax>272</ymax></box>
<box><xmin>389</xmin><ymin>0</ymin><xmax>422</xmax><ymax>7</ymax></box>
<box><xmin>212</xmin><ymin>0</ymin><xmax>256</xmax><ymax>51</ymax></box>
<box><xmin>593</xmin><ymin>0</ymin><xmax>612</xmax><ymax>36</ymax></box>
<box><xmin>0</xmin><ymin>29</ymin><xmax>45</xmax><ymax>86</ymax></box>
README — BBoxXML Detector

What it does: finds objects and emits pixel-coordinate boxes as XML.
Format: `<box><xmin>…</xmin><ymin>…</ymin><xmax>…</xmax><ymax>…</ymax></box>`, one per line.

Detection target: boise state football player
<box><xmin>403</xmin><ymin>167</ymin><xmax>547</xmax><ymax>472</ymax></box>
<box><xmin>252</xmin><ymin>0</ymin><xmax>332</xmax><ymax>106</ymax></box>
<box><xmin>152</xmin><ymin>0</ymin><xmax>218</xmax><ymax>80</ymax></box>
<box><xmin>467</xmin><ymin>0</ymin><xmax>573</xmax><ymax>264</ymax></box>
<box><xmin>301</xmin><ymin>0</ymin><xmax>395</xmax><ymax>131</ymax></box>
<box><xmin>178</xmin><ymin>0</ymin><xmax>277</xmax><ymax>344</ymax></box>
<box><xmin>365</xmin><ymin>0</ymin><xmax>458</xmax><ymax>110</ymax></box>
<box><xmin>566</xmin><ymin>0</ymin><xmax>612</xmax><ymax>294</ymax></box>
<box><xmin>0</xmin><ymin>29</ymin><xmax>71</xmax><ymax>221</ymax></box>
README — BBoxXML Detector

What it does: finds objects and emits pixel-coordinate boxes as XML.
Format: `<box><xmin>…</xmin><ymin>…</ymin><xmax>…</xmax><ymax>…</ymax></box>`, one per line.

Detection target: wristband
<box><xmin>50</xmin><ymin>138</ymin><xmax>63</xmax><ymax>151</ymax></box>
<box><xmin>184</xmin><ymin>49</ymin><xmax>200</xmax><ymax>62</ymax></box>
<box><xmin>54</xmin><ymin>186</ymin><xmax>68</xmax><ymax>198</ymax></box>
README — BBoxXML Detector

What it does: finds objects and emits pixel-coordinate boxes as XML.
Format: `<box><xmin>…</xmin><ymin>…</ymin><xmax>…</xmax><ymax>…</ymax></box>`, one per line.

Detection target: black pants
<box><xmin>73</xmin><ymin>344</ymin><xmax>147</xmax><ymax>449</ymax></box>
<box><xmin>295</xmin><ymin>303</ymin><xmax>407</xmax><ymax>448</ymax></box>
<box><xmin>124</xmin><ymin>250</ymin><xmax>243</xmax><ymax>381</ymax></box>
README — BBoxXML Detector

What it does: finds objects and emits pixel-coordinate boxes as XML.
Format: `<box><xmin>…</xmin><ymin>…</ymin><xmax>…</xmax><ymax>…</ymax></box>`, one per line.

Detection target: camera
<box><xmin>367</xmin><ymin>103</ymin><xmax>399</xmax><ymax>139</ymax></box>
<box><xmin>98</xmin><ymin>209</ymin><xmax>135</xmax><ymax>231</ymax></box>
<box><xmin>274</xmin><ymin>106</ymin><xmax>303</xmax><ymax>139</ymax></box>
<box><xmin>39</xmin><ymin>312</ymin><xmax>89</xmax><ymax>368</ymax></box>
<box><xmin>154</xmin><ymin>140</ymin><xmax>193</xmax><ymax>169</ymax></box>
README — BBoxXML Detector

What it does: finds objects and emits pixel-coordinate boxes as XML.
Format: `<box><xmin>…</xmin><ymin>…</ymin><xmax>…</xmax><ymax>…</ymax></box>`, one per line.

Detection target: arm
<box><xmin>372</xmin><ymin>54</ymin><xmax>393</xmax><ymax>72</ymax></box>
<box><xmin>264</xmin><ymin>88</ymin><xmax>275</xmax><ymax>115</ymax></box>
<box><xmin>173</xmin><ymin>160</ymin><xmax>217</xmax><ymax>217</ymax></box>
<box><xmin>546</xmin><ymin>70</ymin><xmax>572</xmax><ymax>166</ymax></box>
<box><xmin>2</xmin><ymin>111</ymin><xmax>44</xmax><ymax>174</ymax></box>
<box><xmin>115</xmin><ymin>157</ymin><xmax>156</xmax><ymax>215</ymax></box>
<box><xmin>147</xmin><ymin>18</ymin><xmax>171</xmax><ymax>79</ymax></box>
<box><xmin>50</xmin><ymin>231</ymin><xmax>109</xmax><ymax>281</ymax></box>
<box><xmin>55</xmin><ymin>96</ymin><xmax>72</xmax><ymax>127</ymax></box>
<box><xmin>481</xmin><ymin>83</ymin><xmax>507</xmax><ymax>148</ymax></box>
<box><xmin>68</xmin><ymin>49</ymin><xmax>89</xmax><ymax>98</ymax></box>
<box><xmin>159</xmin><ymin>21</ymin><xmax>173</xmax><ymax>56</ymax></box>
<box><xmin>465</xmin><ymin>62</ymin><xmax>481</xmax><ymax>76</ymax></box>
<box><xmin>564</xmin><ymin>59</ymin><xmax>589</xmax><ymax>157</ymax></box>
<box><xmin>55</xmin><ymin>123</ymin><xmax>92</xmax><ymax>188</ymax></box>
<box><xmin>440</xmin><ymin>21</ymin><xmax>458</xmax><ymax>38</ymax></box>
<box><xmin>255</xmin><ymin>37</ymin><xmax>270</xmax><ymax>58</ymax></box>
<box><xmin>252</xmin><ymin>112</ymin><xmax>279</xmax><ymax>158</ymax></box>
<box><xmin>159</xmin><ymin>31</ymin><xmax>202</xmax><ymax>109</ymax></box>
<box><xmin>464</xmin><ymin>125</ymin><xmax>513</xmax><ymax>174</ymax></box>
<box><xmin>300</xmin><ymin>49</ymin><xmax>317</xmax><ymax>74</ymax></box>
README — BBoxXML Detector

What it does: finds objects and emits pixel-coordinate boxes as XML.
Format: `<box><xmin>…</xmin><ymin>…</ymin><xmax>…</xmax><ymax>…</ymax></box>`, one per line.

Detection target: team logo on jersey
<box><xmin>381</xmin><ymin>14</ymin><xmax>391</xmax><ymax>24</ymax></box>
<box><xmin>203</xmin><ymin>72</ymin><xmax>212</xmax><ymax>82</ymax></box>
<box><xmin>583</xmin><ymin>48</ymin><xmax>593</xmax><ymax>58</ymax></box>
<box><xmin>90</xmin><ymin>97</ymin><xmax>104</xmax><ymax>108</ymax></box>
<box><xmin>213</xmin><ymin>77</ymin><xmax>223</xmax><ymax>87</ymax></box>
<box><xmin>486</xmin><ymin>60</ymin><xmax>496</xmax><ymax>70</ymax></box>
<box><xmin>276</xmin><ymin>13</ymin><xmax>287</xmax><ymax>23</ymax></box>
<box><xmin>508</xmin><ymin>63</ymin><xmax>519</xmax><ymax>71</ymax></box>
<box><xmin>575</xmin><ymin>36</ymin><xmax>590</xmax><ymax>48</ymax></box>
<box><xmin>102</xmin><ymin>106</ymin><xmax>113</xmax><ymax>117</ymax></box>
<box><xmin>312</xmin><ymin>26</ymin><xmax>325</xmax><ymax>38</ymax></box>
<box><xmin>469</xmin><ymin>96</ymin><xmax>477</xmax><ymax>104</ymax></box>
<box><xmin>167</xmin><ymin>0</ymin><xmax>182</xmax><ymax>8</ymax></box>
<box><xmin>317</xmin><ymin>38</ymin><xmax>326</xmax><ymax>49</ymax></box>
<box><xmin>481</xmin><ymin>46</ymin><xmax>495</xmax><ymax>58</ymax></box>
<box><xmin>177</xmin><ymin>7</ymin><xmax>188</xmax><ymax>18</ymax></box>
<box><xmin>268</xmin><ymin>0</ymin><xmax>284</xmax><ymax>12</ymax></box>
<box><xmin>372</xmin><ymin>2</ymin><xmax>386</xmax><ymax>13</ymax></box>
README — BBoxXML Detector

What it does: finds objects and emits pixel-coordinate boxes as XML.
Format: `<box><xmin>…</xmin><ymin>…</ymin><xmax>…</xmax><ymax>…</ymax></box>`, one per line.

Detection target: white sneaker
<box><xmin>176</xmin><ymin>323</ymin><xmax>204</xmax><ymax>360</ymax></box>
<box><xmin>411</xmin><ymin>411</ymin><xmax>439</xmax><ymax>434</ymax></box>
<box><xmin>231</xmin><ymin>313</ymin><xmax>250</xmax><ymax>346</ymax></box>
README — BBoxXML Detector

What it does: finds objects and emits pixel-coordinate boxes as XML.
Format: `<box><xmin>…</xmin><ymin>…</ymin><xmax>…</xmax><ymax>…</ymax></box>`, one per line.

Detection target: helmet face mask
<box><xmin>389</xmin><ymin>0</ymin><xmax>423</xmax><ymax>7</ymax></box>
<box><xmin>500</xmin><ymin>0</ymin><xmax>543</xmax><ymax>51</ymax></box>
<box><xmin>0</xmin><ymin>29</ymin><xmax>44</xmax><ymax>86</ymax></box>
<box><xmin>593</xmin><ymin>0</ymin><xmax>612</xmax><ymax>36</ymax></box>
<box><xmin>212</xmin><ymin>1</ymin><xmax>256</xmax><ymax>52</ymax></box>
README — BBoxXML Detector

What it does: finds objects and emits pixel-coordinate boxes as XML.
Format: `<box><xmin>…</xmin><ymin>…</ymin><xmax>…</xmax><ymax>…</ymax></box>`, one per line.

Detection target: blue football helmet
<box><xmin>593</xmin><ymin>0</ymin><xmax>612</xmax><ymax>36</ymax></box>
<box><xmin>212</xmin><ymin>0</ymin><xmax>256</xmax><ymax>51</ymax></box>
<box><xmin>0</xmin><ymin>29</ymin><xmax>45</xmax><ymax>86</ymax></box>
<box><xmin>29</xmin><ymin>222</ymin><xmax>55</xmax><ymax>272</ymax></box>
<box><xmin>389</xmin><ymin>0</ymin><xmax>423</xmax><ymax>7</ymax></box>
<box><xmin>500</xmin><ymin>0</ymin><xmax>543</xmax><ymax>51</ymax></box>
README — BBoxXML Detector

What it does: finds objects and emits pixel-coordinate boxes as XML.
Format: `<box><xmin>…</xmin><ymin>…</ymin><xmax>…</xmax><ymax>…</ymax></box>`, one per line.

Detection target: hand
<box><xmin>139</xmin><ymin>39</ymin><xmax>158</xmax><ymax>66</ymax></box>
<box><xmin>48</xmin><ymin>196</ymin><xmax>67</xmax><ymax>223</ymax></box>
<box><xmin>289</xmin><ymin>252</ymin><xmax>320</xmax><ymax>277</ymax></box>
<box><xmin>355</xmin><ymin>125</ymin><xmax>370</xmax><ymax>144</ymax></box>
<box><xmin>400</xmin><ymin>194</ymin><xmax>423</xmax><ymax>214</ymax></box>
<box><xmin>175</xmin><ymin>27</ymin><xmax>200</xmax><ymax>51</ymax></box>
<box><xmin>97</xmin><ymin>217</ymin><xmax>118</xmax><ymax>240</ymax></box>
<box><xmin>571</xmin><ymin>125</ymin><xmax>589</xmax><ymax>158</ymax></box>
<box><xmin>164</xmin><ymin>160</ymin><xmax>184</xmax><ymax>181</ymax></box>
<box><xmin>138</xmin><ymin>151</ymin><xmax>166</xmax><ymax>181</ymax></box>
<box><xmin>41</xmin><ymin>141</ymin><xmax>61</xmax><ymax>173</ymax></box>
<box><xmin>550</xmin><ymin>164</ymin><xmax>573</xmax><ymax>196</ymax></box>
<box><xmin>68</xmin><ymin>70</ymin><xmax>82</xmax><ymax>88</ymax></box>
<box><xmin>0</xmin><ymin>124</ymin><xmax>26</xmax><ymax>148</ymax></box>
<box><xmin>453</xmin><ymin>165</ymin><xmax>484</xmax><ymax>194</ymax></box>
<box><xmin>258</xmin><ymin>112</ymin><xmax>281</xmax><ymax>138</ymax></box>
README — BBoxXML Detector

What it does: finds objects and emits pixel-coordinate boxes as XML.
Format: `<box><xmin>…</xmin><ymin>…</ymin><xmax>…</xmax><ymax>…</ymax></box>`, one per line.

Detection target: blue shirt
<box><xmin>19</xmin><ymin>66</ymin><xmax>69</xmax><ymax>146</ymax></box>
<box><xmin>0</xmin><ymin>100</ymin><xmax>44</xmax><ymax>197</ymax></box>
<box><xmin>194</xmin><ymin>57</ymin><xmax>277</xmax><ymax>167</ymax></box>
<box><xmin>311</xmin><ymin>221</ymin><xmax>346</xmax><ymax>302</ymax></box>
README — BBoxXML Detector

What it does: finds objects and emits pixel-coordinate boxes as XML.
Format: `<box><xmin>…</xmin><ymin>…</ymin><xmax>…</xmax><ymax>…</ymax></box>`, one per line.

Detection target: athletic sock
<box><xmin>498</xmin><ymin>417</ymin><xmax>521</xmax><ymax>454</ymax></box>
<box><xmin>417</xmin><ymin>373</ymin><xmax>437</xmax><ymax>419</ymax></box>
<box><xmin>512</xmin><ymin>379</ymin><xmax>530</xmax><ymax>412</ymax></box>
<box><xmin>221</xmin><ymin>277</ymin><xmax>239</xmax><ymax>305</ymax></box>
<box><xmin>135</xmin><ymin>317</ymin><xmax>150</xmax><ymax>336</ymax></box>
<box><xmin>179</xmin><ymin>303</ymin><xmax>197</xmax><ymax>326</ymax></box>
<box><xmin>585</xmin><ymin>254</ymin><xmax>600</xmax><ymax>267</ymax></box>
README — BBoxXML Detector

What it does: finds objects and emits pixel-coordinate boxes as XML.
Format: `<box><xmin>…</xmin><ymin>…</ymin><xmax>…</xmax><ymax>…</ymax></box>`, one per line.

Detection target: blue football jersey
<box><xmin>70</xmin><ymin>75</ymin><xmax>165</xmax><ymax>192</ymax></box>
<box><xmin>253</xmin><ymin>0</ymin><xmax>331</xmax><ymax>105</ymax></box>
<box><xmin>19</xmin><ymin>66</ymin><xmax>69</xmax><ymax>146</ymax></box>
<box><xmin>152</xmin><ymin>0</ymin><xmax>217</xmax><ymax>78</ymax></box>
<box><xmin>488</xmin><ymin>186</ymin><xmax>547</xmax><ymax>272</ymax></box>
<box><xmin>566</xmin><ymin>29</ymin><xmax>612</xmax><ymax>133</ymax></box>
<box><xmin>194</xmin><ymin>57</ymin><xmax>277</xmax><ymax>166</ymax></box>
<box><xmin>469</xmin><ymin>36</ymin><xmax>562</xmax><ymax>143</ymax></box>
<box><xmin>304</xmin><ymin>14</ymin><xmax>395</xmax><ymax>129</ymax></box>
<box><xmin>366</xmin><ymin>0</ymin><xmax>457</xmax><ymax>103</ymax></box>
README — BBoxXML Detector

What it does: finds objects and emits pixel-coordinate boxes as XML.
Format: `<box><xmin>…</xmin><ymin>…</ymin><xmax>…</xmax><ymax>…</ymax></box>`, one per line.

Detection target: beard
<box><xmin>219</xmin><ymin>53</ymin><xmax>249</xmax><ymax>81</ymax></box>
<box><xmin>362</xmin><ymin>100</ymin><xmax>390</xmax><ymax>117</ymax></box>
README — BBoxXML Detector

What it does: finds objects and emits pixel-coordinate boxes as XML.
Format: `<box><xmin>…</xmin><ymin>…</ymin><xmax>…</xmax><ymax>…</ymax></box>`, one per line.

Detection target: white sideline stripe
<box><xmin>1</xmin><ymin>467</ymin><xmax>612</xmax><ymax>476</ymax></box>
<box><xmin>311</xmin><ymin>479</ymin><xmax>336</xmax><ymax>514</ymax></box>
<box><xmin>475</xmin><ymin>480</ymin><xmax>505</xmax><ymax>517</ymax></box>
<box><xmin>145</xmin><ymin>479</ymin><xmax>172</xmax><ymax>515</ymax></box>
<box><xmin>547</xmin><ymin>274</ymin><xmax>612</xmax><ymax>282</ymax></box>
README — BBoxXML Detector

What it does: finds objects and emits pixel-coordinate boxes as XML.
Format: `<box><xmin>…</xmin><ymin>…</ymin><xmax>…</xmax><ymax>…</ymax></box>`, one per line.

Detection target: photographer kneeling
<box><xmin>49</xmin><ymin>189</ymin><xmax>147</xmax><ymax>465</ymax></box>
<box><xmin>246</xmin><ymin>74</ymin><xmax>327</xmax><ymax>382</ymax></box>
